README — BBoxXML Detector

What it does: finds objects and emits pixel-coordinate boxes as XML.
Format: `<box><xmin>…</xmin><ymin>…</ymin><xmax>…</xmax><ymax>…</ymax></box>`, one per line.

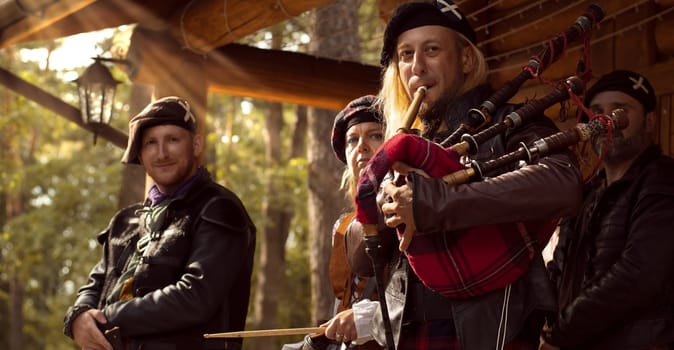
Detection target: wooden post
<box><xmin>126</xmin><ymin>25</ymin><xmax>209</xmax><ymax>190</ymax></box>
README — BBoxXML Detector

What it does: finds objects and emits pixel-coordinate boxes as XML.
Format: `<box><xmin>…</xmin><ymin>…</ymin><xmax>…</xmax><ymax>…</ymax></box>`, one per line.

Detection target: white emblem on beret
<box><xmin>437</xmin><ymin>0</ymin><xmax>462</xmax><ymax>20</ymax></box>
<box><xmin>177</xmin><ymin>99</ymin><xmax>196</xmax><ymax>124</ymax></box>
<box><xmin>629</xmin><ymin>76</ymin><xmax>649</xmax><ymax>94</ymax></box>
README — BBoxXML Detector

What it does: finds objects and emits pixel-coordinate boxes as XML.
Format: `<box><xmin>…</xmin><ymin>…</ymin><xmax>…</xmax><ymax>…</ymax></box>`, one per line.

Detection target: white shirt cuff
<box><xmin>351</xmin><ymin>299</ymin><xmax>379</xmax><ymax>345</ymax></box>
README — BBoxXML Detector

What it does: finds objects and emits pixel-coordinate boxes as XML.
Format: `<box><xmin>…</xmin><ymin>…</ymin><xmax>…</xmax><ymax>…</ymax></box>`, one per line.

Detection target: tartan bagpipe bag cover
<box><xmin>355</xmin><ymin>133</ymin><xmax>536</xmax><ymax>298</ymax></box>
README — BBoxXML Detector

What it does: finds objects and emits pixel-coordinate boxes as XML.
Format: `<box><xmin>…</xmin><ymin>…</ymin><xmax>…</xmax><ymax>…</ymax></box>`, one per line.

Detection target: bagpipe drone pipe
<box><xmin>354</xmin><ymin>4</ymin><xmax>609</xmax><ymax>299</ymax></box>
<box><xmin>444</xmin><ymin>109</ymin><xmax>629</xmax><ymax>186</ymax></box>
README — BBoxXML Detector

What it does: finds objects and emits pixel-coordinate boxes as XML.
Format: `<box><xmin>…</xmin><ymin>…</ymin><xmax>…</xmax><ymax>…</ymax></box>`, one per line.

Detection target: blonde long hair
<box><xmin>376</xmin><ymin>32</ymin><xmax>489</xmax><ymax>139</ymax></box>
<box><xmin>340</xmin><ymin>167</ymin><xmax>358</xmax><ymax>203</ymax></box>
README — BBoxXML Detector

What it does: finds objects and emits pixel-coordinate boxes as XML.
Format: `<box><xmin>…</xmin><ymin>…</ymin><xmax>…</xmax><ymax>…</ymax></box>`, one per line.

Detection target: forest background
<box><xmin>0</xmin><ymin>0</ymin><xmax>384</xmax><ymax>349</ymax></box>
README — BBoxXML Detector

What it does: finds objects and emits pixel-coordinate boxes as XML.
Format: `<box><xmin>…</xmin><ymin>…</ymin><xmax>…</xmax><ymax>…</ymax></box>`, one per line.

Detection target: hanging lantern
<box><xmin>75</xmin><ymin>57</ymin><xmax>120</xmax><ymax>144</ymax></box>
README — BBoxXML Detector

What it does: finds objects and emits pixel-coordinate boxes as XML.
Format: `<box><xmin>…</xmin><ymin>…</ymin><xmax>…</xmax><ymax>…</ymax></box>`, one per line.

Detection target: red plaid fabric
<box><xmin>355</xmin><ymin>133</ymin><xmax>464</xmax><ymax>225</ymax></box>
<box><xmin>406</xmin><ymin>223</ymin><xmax>535</xmax><ymax>298</ymax></box>
<box><xmin>355</xmin><ymin>133</ymin><xmax>536</xmax><ymax>299</ymax></box>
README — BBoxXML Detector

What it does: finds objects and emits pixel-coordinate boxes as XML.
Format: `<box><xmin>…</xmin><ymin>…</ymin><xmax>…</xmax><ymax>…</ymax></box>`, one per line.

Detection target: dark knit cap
<box><xmin>331</xmin><ymin>95</ymin><xmax>383</xmax><ymax>164</ymax></box>
<box><xmin>584</xmin><ymin>70</ymin><xmax>656</xmax><ymax>112</ymax></box>
<box><xmin>380</xmin><ymin>0</ymin><xmax>476</xmax><ymax>66</ymax></box>
<box><xmin>121</xmin><ymin>96</ymin><xmax>198</xmax><ymax>164</ymax></box>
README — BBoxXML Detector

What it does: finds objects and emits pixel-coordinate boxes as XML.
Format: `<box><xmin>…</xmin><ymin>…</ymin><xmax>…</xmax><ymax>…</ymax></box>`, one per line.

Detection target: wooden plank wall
<box><xmin>659</xmin><ymin>94</ymin><xmax>673</xmax><ymax>156</ymax></box>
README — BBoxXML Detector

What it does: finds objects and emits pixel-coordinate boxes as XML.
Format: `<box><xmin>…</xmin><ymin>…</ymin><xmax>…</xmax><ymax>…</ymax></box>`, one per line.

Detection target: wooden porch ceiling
<box><xmin>2</xmin><ymin>0</ymin><xmax>674</xmax><ymax>110</ymax></box>
<box><xmin>0</xmin><ymin>0</ymin><xmax>382</xmax><ymax>110</ymax></box>
<box><xmin>0</xmin><ymin>0</ymin><xmax>336</xmax><ymax>51</ymax></box>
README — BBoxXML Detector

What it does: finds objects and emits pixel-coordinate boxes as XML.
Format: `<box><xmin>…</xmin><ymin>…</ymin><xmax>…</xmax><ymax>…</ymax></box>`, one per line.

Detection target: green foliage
<box><xmin>204</xmin><ymin>94</ymin><xmax>312</xmax><ymax>346</ymax></box>
<box><xmin>1</xmin><ymin>39</ymin><xmax>129</xmax><ymax>350</ymax></box>
<box><xmin>359</xmin><ymin>0</ymin><xmax>386</xmax><ymax>66</ymax></box>
<box><xmin>0</xmin><ymin>2</ymin><xmax>385</xmax><ymax>348</ymax></box>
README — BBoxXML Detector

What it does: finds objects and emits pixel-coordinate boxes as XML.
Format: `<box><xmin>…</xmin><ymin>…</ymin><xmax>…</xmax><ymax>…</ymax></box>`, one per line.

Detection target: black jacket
<box><xmin>64</xmin><ymin>169</ymin><xmax>256</xmax><ymax>350</ymax></box>
<box><xmin>547</xmin><ymin>145</ymin><xmax>674</xmax><ymax>349</ymax></box>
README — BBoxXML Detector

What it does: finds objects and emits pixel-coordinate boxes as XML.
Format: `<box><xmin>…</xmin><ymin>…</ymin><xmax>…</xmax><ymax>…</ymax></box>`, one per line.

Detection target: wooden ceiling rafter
<box><xmin>0</xmin><ymin>0</ymin><xmax>185</xmax><ymax>48</ymax></box>
<box><xmin>0</xmin><ymin>0</ymin><xmax>95</xmax><ymax>47</ymax></box>
<box><xmin>0</xmin><ymin>65</ymin><xmax>128</xmax><ymax>147</ymax></box>
<box><xmin>205</xmin><ymin>43</ymin><xmax>381</xmax><ymax>110</ymax></box>
<box><xmin>474</xmin><ymin>0</ymin><xmax>546</xmax><ymax>33</ymax></box>
<box><xmin>0</xmin><ymin>1</ymin><xmax>669</xmax><ymax>62</ymax></box>
<box><xmin>465</xmin><ymin>0</ymin><xmax>504</xmax><ymax>23</ymax></box>
<box><xmin>487</xmin><ymin>0</ymin><xmax>652</xmax><ymax>61</ymax></box>
<box><xmin>1</xmin><ymin>0</ymin><xmax>673</xmax><ymax>116</ymax></box>
<box><xmin>488</xmin><ymin>3</ymin><xmax>672</xmax><ymax>72</ymax></box>
<box><xmin>1</xmin><ymin>1</ymin><xmax>654</xmax><ymax>69</ymax></box>
<box><xmin>166</xmin><ymin>0</ymin><xmax>335</xmax><ymax>54</ymax></box>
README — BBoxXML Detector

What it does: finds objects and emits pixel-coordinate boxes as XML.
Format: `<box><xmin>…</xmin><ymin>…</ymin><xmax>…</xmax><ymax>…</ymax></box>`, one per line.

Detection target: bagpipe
<box><xmin>354</xmin><ymin>4</ymin><xmax>611</xmax><ymax>300</ymax></box>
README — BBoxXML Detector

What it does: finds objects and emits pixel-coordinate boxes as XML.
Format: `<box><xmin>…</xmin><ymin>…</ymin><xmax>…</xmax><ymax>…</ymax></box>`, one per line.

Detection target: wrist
<box><xmin>63</xmin><ymin>304</ymin><xmax>94</xmax><ymax>338</ymax></box>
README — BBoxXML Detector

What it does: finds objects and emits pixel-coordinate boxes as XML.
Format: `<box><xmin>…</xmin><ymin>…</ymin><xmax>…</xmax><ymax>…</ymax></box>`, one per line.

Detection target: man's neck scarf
<box><xmin>147</xmin><ymin>167</ymin><xmax>204</xmax><ymax>206</ymax></box>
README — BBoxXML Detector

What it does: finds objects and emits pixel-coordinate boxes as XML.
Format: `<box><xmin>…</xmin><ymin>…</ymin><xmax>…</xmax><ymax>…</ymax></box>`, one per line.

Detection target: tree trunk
<box><xmin>9</xmin><ymin>267</ymin><xmax>24</xmax><ymax>350</ymax></box>
<box><xmin>307</xmin><ymin>0</ymin><xmax>360</xmax><ymax>325</ymax></box>
<box><xmin>4</xmin><ymin>65</ymin><xmax>27</xmax><ymax>347</ymax></box>
<box><xmin>250</xmin><ymin>100</ymin><xmax>288</xmax><ymax>350</ymax></box>
<box><xmin>250</xmin><ymin>24</ymin><xmax>304</xmax><ymax>350</ymax></box>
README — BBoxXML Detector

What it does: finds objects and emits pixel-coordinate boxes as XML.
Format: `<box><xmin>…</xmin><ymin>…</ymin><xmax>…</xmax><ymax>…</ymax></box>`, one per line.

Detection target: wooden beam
<box><xmin>490</xmin><ymin>0</ymin><xmax>529</xmax><ymax>11</ymax></box>
<box><xmin>0</xmin><ymin>65</ymin><xmax>128</xmax><ymax>149</ymax></box>
<box><xmin>614</xmin><ymin>2</ymin><xmax>658</xmax><ymax>70</ymax></box>
<box><xmin>0</xmin><ymin>0</ymin><xmax>182</xmax><ymax>47</ymax></box>
<box><xmin>481</xmin><ymin>0</ymin><xmax>629</xmax><ymax>58</ymax></box>
<box><xmin>642</xmin><ymin>58</ymin><xmax>674</xmax><ymax>96</ymax></box>
<box><xmin>166</xmin><ymin>0</ymin><xmax>335</xmax><ymax>53</ymax></box>
<box><xmin>656</xmin><ymin>0</ymin><xmax>674</xmax><ymax>6</ymax></box>
<box><xmin>205</xmin><ymin>44</ymin><xmax>381</xmax><ymax>110</ymax></box>
<box><xmin>0</xmin><ymin>0</ymin><xmax>53</xmax><ymax>27</ymax></box>
<box><xmin>0</xmin><ymin>0</ymin><xmax>95</xmax><ymax>48</ymax></box>
<box><xmin>125</xmin><ymin>27</ymin><xmax>380</xmax><ymax>110</ymax></box>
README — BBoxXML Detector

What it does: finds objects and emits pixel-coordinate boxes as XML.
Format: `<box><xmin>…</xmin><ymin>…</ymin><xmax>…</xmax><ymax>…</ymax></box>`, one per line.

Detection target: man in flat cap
<box><xmin>542</xmin><ymin>70</ymin><xmax>674</xmax><ymax>350</ymax></box>
<box><xmin>63</xmin><ymin>96</ymin><xmax>256</xmax><ymax>350</ymax></box>
<box><xmin>346</xmin><ymin>1</ymin><xmax>582</xmax><ymax>349</ymax></box>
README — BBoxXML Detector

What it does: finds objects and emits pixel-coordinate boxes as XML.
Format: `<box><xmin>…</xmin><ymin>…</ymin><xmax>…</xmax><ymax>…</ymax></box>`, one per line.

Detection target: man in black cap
<box><xmin>542</xmin><ymin>71</ymin><xmax>674</xmax><ymax>349</ymax></box>
<box><xmin>63</xmin><ymin>96</ymin><xmax>256</xmax><ymax>350</ymax></box>
<box><xmin>346</xmin><ymin>1</ymin><xmax>583</xmax><ymax>349</ymax></box>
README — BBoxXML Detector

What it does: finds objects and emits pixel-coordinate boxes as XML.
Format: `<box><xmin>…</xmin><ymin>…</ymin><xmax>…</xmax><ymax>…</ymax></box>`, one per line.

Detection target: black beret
<box><xmin>584</xmin><ymin>70</ymin><xmax>656</xmax><ymax>113</ymax></box>
<box><xmin>121</xmin><ymin>96</ymin><xmax>198</xmax><ymax>164</ymax></box>
<box><xmin>331</xmin><ymin>95</ymin><xmax>383</xmax><ymax>164</ymax></box>
<box><xmin>380</xmin><ymin>0</ymin><xmax>476</xmax><ymax>66</ymax></box>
